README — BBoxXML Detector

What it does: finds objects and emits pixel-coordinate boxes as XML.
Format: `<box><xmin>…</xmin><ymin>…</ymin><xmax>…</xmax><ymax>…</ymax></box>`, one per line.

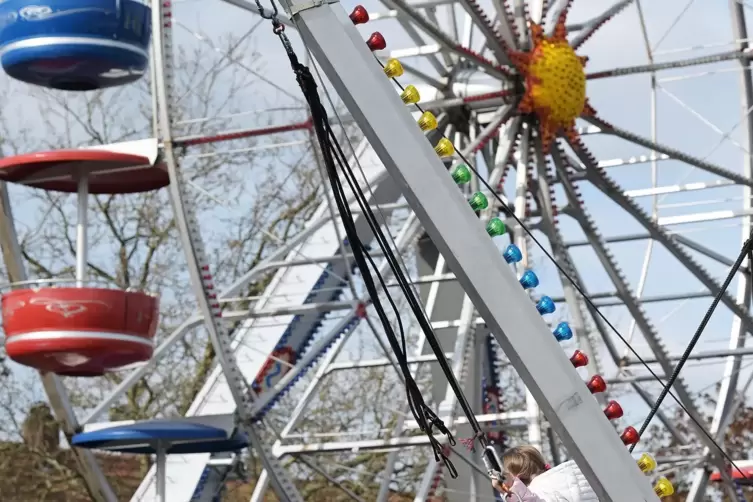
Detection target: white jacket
<box><xmin>527</xmin><ymin>460</ymin><xmax>599</xmax><ymax>502</ymax></box>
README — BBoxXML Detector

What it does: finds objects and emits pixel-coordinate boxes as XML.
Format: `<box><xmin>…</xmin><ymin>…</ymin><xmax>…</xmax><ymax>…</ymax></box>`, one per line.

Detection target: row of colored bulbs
<box><xmin>347</xmin><ymin>6</ymin><xmax>674</xmax><ymax>498</ymax></box>
<box><xmin>349</xmin><ymin>7</ymin><xmax>458</xmax><ymax>157</ymax></box>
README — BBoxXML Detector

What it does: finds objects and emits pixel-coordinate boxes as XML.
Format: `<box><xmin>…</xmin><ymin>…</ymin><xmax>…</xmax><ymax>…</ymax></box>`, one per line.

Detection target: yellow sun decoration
<box><xmin>508</xmin><ymin>14</ymin><xmax>596</xmax><ymax>153</ymax></box>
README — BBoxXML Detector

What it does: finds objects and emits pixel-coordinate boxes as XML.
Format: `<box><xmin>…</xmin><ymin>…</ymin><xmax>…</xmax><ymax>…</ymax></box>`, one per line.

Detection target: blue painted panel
<box><xmin>0</xmin><ymin>0</ymin><xmax>151</xmax><ymax>89</ymax></box>
<box><xmin>72</xmin><ymin>420</ymin><xmax>249</xmax><ymax>454</ymax></box>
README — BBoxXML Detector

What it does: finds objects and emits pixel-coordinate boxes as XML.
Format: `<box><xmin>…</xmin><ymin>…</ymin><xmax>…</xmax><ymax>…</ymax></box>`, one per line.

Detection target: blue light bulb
<box><xmin>519</xmin><ymin>270</ymin><xmax>539</xmax><ymax>289</ymax></box>
<box><xmin>503</xmin><ymin>244</ymin><xmax>522</xmax><ymax>264</ymax></box>
<box><xmin>536</xmin><ymin>296</ymin><xmax>556</xmax><ymax>315</ymax></box>
<box><xmin>553</xmin><ymin>322</ymin><xmax>573</xmax><ymax>342</ymax></box>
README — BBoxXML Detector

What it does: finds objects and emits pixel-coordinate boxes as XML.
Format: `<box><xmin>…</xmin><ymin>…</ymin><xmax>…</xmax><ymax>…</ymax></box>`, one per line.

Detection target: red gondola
<box><xmin>3</xmin><ymin>287</ymin><xmax>159</xmax><ymax>376</ymax></box>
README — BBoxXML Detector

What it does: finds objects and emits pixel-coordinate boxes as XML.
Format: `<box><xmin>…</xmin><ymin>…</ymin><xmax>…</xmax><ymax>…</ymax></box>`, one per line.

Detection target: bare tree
<box><xmin>0</xmin><ymin>21</ymin><xmax>424</xmax><ymax>501</ymax></box>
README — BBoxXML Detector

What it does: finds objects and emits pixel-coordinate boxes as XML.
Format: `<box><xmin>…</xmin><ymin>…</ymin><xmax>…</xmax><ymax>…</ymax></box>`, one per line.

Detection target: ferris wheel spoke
<box><xmin>512</xmin><ymin>0</ymin><xmax>530</xmax><ymax>46</ymax></box>
<box><xmin>527</xmin><ymin>0</ymin><xmax>545</xmax><ymax>24</ymax></box>
<box><xmin>383</xmin><ymin>0</ymin><xmax>513</xmax><ymax>79</ymax></box>
<box><xmin>380</xmin><ymin>54</ymin><xmax>447</xmax><ymax>88</ymax></box>
<box><xmin>381</xmin><ymin>0</ymin><xmax>451</xmax><ymax>75</ymax></box>
<box><xmin>554</xmin><ymin>141</ymin><xmax>745</xmax><ymax>470</ymax></box>
<box><xmin>582</xmin><ymin>115</ymin><xmax>753</xmax><ymax>188</ymax></box>
<box><xmin>567</xmin><ymin>136</ymin><xmax>753</xmax><ymax>338</ymax></box>
<box><xmin>553</xmin><ymin>143</ymin><xmax>704</xmax><ymax>415</ymax></box>
<box><xmin>492</xmin><ymin>116</ymin><xmax>522</xmax><ymax>182</ymax></box>
<box><xmin>587</xmin><ymin>48</ymin><xmax>745</xmax><ymax>79</ymax></box>
<box><xmin>535</xmin><ymin>149</ymin><xmax>688</xmax><ymax>442</ymax></box>
<box><xmin>422</xmin><ymin>7</ymin><xmax>458</xmax><ymax>68</ymax></box>
<box><xmin>570</xmin><ymin>0</ymin><xmax>634</xmax><ymax>50</ymax></box>
<box><xmin>457</xmin><ymin>0</ymin><xmax>512</xmax><ymax>64</ymax></box>
<box><xmin>464</xmin><ymin>103</ymin><xmax>519</xmax><ymax>157</ymax></box>
<box><xmin>530</xmin><ymin>138</ymin><xmax>607</xmax><ymax>378</ymax></box>
<box><xmin>490</xmin><ymin>0</ymin><xmax>521</xmax><ymax>49</ymax></box>
<box><xmin>545</xmin><ymin>0</ymin><xmax>573</xmax><ymax>36</ymax></box>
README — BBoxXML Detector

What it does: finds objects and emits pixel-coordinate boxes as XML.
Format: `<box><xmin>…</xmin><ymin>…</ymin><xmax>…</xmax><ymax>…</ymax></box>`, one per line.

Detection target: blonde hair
<box><xmin>502</xmin><ymin>445</ymin><xmax>548</xmax><ymax>485</ymax></box>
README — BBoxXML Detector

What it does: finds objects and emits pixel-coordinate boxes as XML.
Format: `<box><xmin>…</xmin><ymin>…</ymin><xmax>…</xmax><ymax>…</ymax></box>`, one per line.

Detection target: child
<box><xmin>492</xmin><ymin>445</ymin><xmax>598</xmax><ymax>502</ymax></box>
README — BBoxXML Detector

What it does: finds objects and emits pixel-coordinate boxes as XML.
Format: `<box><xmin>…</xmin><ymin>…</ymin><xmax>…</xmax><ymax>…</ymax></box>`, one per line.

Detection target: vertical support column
<box><xmin>378</xmin><ymin>246</ymin><xmax>446</xmax><ymax>502</ymax></box>
<box><xmin>76</xmin><ymin>174</ymin><xmax>89</xmax><ymax>287</ymax></box>
<box><xmin>277</xmin><ymin>3</ymin><xmax>659</xmax><ymax>497</ymax></box>
<box><xmin>685</xmin><ymin>1</ymin><xmax>753</xmax><ymax>499</ymax></box>
<box><xmin>155</xmin><ymin>444</ymin><xmax>167</xmax><ymax>502</ymax></box>
<box><xmin>512</xmin><ymin>129</ymin><xmax>542</xmax><ymax>452</ymax></box>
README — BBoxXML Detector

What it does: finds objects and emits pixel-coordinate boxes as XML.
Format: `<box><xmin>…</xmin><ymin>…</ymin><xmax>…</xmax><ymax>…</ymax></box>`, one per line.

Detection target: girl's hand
<box><xmin>492</xmin><ymin>478</ymin><xmax>510</xmax><ymax>494</ymax></box>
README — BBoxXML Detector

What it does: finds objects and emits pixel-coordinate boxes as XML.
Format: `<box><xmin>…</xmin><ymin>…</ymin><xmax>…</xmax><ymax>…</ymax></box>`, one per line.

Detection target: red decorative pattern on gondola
<box><xmin>2</xmin><ymin>287</ymin><xmax>159</xmax><ymax>376</ymax></box>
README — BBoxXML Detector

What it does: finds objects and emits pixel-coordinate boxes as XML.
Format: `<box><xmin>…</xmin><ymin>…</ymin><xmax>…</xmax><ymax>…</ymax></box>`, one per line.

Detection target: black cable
<box><xmin>325</xmin><ymin>123</ymin><xmax>485</xmax><ymax>436</ymax></box>
<box><xmin>271</xmin><ymin>35</ymin><xmax>493</xmax><ymax>477</ymax></box>
<box><xmin>632</xmin><ymin>232</ymin><xmax>753</xmax><ymax>451</ymax></box>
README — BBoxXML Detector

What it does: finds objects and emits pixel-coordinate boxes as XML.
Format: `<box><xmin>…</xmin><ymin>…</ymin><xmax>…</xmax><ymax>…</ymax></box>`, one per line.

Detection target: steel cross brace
<box><xmin>571</xmin><ymin>142</ymin><xmax>753</xmax><ymax>338</ymax></box>
<box><xmin>277</xmin><ymin>1</ymin><xmax>658</xmax><ymax>498</ymax></box>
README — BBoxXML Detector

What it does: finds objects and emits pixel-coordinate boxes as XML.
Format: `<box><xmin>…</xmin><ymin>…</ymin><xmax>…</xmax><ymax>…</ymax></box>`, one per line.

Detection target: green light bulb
<box><xmin>486</xmin><ymin>217</ymin><xmax>506</xmax><ymax>237</ymax></box>
<box><xmin>451</xmin><ymin>164</ymin><xmax>472</xmax><ymax>185</ymax></box>
<box><xmin>468</xmin><ymin>192</ymin><xmax>488</xmax><ymax>211</ymax></box>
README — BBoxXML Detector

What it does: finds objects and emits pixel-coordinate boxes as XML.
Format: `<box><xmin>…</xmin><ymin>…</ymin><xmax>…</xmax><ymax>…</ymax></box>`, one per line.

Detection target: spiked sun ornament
<box><xmin>508</xmin><ymin>10</ymin><xmax>597</xmax><ymax>153</ymax></box>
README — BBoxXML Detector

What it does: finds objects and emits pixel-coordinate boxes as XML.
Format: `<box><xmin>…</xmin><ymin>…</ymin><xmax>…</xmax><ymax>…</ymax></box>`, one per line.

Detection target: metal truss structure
<box><xmin>3</xmin><ymin>0</ymin><xmax>753</xmax><ymax>501</ymax></box>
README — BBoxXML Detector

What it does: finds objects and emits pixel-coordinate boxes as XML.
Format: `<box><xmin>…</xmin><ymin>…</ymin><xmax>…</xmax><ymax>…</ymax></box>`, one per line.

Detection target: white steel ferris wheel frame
<box><xmin>0</xmin><ymin>0</ymin><xmax>751</xmax><ymax>501</ymax></box>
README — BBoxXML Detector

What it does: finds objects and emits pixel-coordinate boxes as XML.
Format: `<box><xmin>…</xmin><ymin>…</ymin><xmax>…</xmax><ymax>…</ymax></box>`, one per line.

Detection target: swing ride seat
<box><xmin>0</xmin><ymin>0</ymin><xmax>151</xmax><ymax>90</ymax></box>
<box><xmin>0</xmin><ymin>147</ymin><xmax>168</xmax><ymax>193</ymax></box>
<box><xmin>72</xmin><ymin>418</ymin><xmax>249</xmax><ymax>454</ymax></box>
<box><xmin>2</xmin><ymin>286</ymin><xmax>159</xmax><ymax>376</ymax></box>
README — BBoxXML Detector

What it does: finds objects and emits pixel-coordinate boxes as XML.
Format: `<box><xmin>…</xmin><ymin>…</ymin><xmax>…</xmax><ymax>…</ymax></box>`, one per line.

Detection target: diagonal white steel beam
<box><xmin>278</xmin><ymin>1</ymin><xmax>659</xmax><ymax>497</ymax></box>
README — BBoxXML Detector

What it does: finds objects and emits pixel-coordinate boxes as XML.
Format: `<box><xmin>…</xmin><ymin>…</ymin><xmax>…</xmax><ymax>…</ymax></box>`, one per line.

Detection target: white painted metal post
<box><xmin>156</xmin><ymin>445</ymin><xmax>167</xmax><ymax>502</ymax></box>
<box><xmin>513</xmin><ymin>129</ymin><xmax>542</xmax><ymax>452</ymax></box>
<box><xmin>76</xmin><ymin>174</ymin><xmax>89</xmax><ymax>287</ymax></box>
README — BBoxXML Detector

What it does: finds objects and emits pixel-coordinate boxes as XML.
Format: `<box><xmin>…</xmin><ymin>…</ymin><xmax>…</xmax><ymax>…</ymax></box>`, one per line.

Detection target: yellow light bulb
<box><xmin>400</xmin><ymin>85</ymin><xmax>420</xmax><ymax>105</ymax></box>
<box><xmin>383</xmin><ymin>58</ymin><xmax>404</xmax><ymax>78</ymax></box>
<box><xmin>636</xmin><ymin>453</ymin><xmax>657</xmax><ymax>474</ymax></box>
<box><xmin>653</xmin><ymin>477</ymin><xmax>674</xmax><ymax>498</ymax></box>
<box><xmin>434</xmin><ymin>138</ymin><xmax>455</xmax><ymax>158</ymax></box>
<box><xmin>418</xmin><ymin>111</ymin><xmax>438</xmax><ymax>131</ymax></box>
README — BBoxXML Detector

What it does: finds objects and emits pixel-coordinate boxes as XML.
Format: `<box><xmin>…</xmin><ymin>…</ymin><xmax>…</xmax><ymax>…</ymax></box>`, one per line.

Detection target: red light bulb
<box><xmin>349</xmin><ymin>5</ymin><xmax>369</xmax><ymax>25</ymax></box>
<box><xmin>586</xmin><ymin>375</ymin><xmax>607</xmax><ymax>394</ymax></box>
<box><xmin>366</xmin><ymin>32</ymin><xmax>386</xmax><ymax>51</ymax></box>
<box><xmin>620</xmin><ymin>426</ymin><xmax>640</xmax><ymax>446</ymax></box>
<box><xmin>570</xmin><ymin>350</ymin><xmax>588</xmax><ymax>368</ymax></box>
<box><xmin>603</xmin><ymin>400</ymin><xmax>623</xmax><ymax>420</ymax></box>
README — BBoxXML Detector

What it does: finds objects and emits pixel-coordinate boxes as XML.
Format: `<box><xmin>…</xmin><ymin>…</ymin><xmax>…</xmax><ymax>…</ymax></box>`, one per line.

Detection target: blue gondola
<box><xmin>0</xmin><ymin>0</ymin><xmax>151</xmax><ymax>90</ymax></box>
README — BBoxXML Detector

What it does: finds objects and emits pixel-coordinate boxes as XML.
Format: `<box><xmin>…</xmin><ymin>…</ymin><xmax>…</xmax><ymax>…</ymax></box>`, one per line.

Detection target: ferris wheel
<box><xmin>0</xmin><ymin>0</ymin><xmax>750</xmax><ymax>500</ymax></box>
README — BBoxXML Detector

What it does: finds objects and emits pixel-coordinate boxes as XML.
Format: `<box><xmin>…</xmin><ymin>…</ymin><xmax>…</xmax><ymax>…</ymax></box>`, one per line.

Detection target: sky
<box><xmin>2</xmin><ymin>0</ymin><xmax>753</xmax><ymax>478</ymax></box>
